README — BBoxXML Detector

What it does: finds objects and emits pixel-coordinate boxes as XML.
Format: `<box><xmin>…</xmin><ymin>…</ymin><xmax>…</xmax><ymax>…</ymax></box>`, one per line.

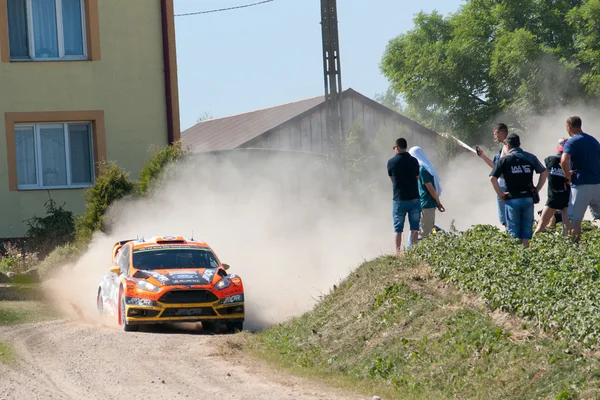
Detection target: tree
<box><xmin>380</xmin><ymin>0</ymin><xmax>599</xmax><ymax>143</ymax></box>
<box><xmin>196</xmin><ymin>111</ymin><xmax>214</xmax><ymax>124</ymax></box>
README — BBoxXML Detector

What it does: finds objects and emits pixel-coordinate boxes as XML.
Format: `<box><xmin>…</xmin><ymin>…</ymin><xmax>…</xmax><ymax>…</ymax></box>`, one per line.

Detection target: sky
<box><xmin>173</xmin><ymin>0</ymin><xmax>464</xmax><ymax>131</ymax></box>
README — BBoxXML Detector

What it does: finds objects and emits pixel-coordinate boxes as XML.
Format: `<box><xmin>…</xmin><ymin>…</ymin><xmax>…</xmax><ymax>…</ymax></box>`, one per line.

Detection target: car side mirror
<box><xmin>222</xmin><ymin>263</ymin><xmax>230</xmax><ymax>271</ymax></box>
<box><xmin>109</xmin><ymin>265</ymin><xmax>120</xmax><ymax>275</ymax></box>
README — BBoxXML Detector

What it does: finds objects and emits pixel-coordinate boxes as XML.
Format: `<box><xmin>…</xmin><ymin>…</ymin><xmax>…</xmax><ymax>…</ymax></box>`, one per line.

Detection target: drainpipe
<box><xmin>160</xmin><ymin>0</ymin><xmax>175</xmax><ymax>145</ymax></box>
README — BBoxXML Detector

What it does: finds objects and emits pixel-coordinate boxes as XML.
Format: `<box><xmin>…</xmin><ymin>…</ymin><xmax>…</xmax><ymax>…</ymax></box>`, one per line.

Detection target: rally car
<box><xmin>96</xmin><ymin>236</ymin><xmax>244</xmax><ymax>333</ymax></box>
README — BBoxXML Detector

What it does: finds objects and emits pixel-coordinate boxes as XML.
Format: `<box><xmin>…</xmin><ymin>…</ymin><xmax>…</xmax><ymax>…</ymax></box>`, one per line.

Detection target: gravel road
<box><xmin>0</xmin><ymin>320</ymin><xmax>363</xmax><ymax>400</ymax></box>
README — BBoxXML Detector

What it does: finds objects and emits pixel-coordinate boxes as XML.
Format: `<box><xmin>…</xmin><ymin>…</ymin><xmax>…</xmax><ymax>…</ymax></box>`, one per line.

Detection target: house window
<box><xmin>7</xmin><ymin>0</ymin><xmax>87</xmax><ymax>61</ymax></box>
<box><xmin>15</xmin><ymin>122</ymin><xmax>94</xmax><ymax>189</ymax></box>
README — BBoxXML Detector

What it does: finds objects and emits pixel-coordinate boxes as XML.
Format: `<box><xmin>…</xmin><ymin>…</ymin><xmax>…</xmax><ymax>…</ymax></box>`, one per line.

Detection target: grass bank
<box><xmin>247</xmin><ymin>255</ymin><xmax>600</xmax><ymax>400</ymax></box>
<box><xmin>0</xmin><ymin>301</ymin><xmax>58</xmax><ymax>325</ymax></box>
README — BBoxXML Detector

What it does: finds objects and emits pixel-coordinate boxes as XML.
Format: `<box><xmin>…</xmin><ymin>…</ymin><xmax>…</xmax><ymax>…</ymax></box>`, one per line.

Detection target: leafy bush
<box><xmin>413</xmin><ymin>223</ymin><xmax>600</xmax><ymax>347</ymax></box>
<box><xmin>137</xmin><ymin>141</ymin><xmax>186</xmax><ymax>195</ymax></box>
<box><xmin>75</xmin><ymin>161</ymin><xmax>136</xmax><ymax>241</ymax></box>
<box><xmin>0</xmin><ymin>242</ymin><xmax>39</xmax><ymax>275</ymax></box>
<box><xmin>24</xmin><ymin>194</ymin><xmax>75</xmax><ymax>258</ymax></box>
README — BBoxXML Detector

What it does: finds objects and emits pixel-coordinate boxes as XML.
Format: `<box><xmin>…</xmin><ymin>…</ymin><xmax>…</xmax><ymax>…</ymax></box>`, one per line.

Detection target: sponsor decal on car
<box><xmin>221</xmin><ymin>294</ymin><xmax>244</xmax><ymax>304</ymax></box>
<box><xmin>126</xmin><ymin>297</ymin><xmax>158</xmax><ymax>307</ymax></box>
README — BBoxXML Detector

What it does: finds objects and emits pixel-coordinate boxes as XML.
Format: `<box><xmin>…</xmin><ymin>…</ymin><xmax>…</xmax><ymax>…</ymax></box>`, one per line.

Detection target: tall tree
<box><xmin>380</xmin><ymin>0</ymin><xmax>598</xmax><ymax>143</ymax></box>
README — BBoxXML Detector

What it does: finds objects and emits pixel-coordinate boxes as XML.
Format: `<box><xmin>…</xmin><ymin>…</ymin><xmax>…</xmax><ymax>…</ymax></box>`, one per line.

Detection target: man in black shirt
<box><xmin>534</xmin><ymin>138</ymin><xmax>571</xmax><ymax>235</ymax></box>
<box><xmin>490</xmin><ymin>133</ymin><xmax>548</xmax><ymax>247</ymax></box>
<box><xmin>387</xmin><ymin>137</ymin><xmax>421</xmax><ymax>254</ymax></box>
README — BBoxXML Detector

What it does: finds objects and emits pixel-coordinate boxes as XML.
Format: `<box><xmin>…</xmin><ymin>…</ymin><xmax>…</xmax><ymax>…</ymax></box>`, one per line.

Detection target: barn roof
<box><xmin>181</xmin><ymin>88</ymin><xmax>441</xmax><ymax>152</ymax></box>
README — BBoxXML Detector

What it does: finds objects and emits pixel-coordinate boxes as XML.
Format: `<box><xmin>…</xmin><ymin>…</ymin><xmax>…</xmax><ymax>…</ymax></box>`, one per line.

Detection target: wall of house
<box><xmin>0</xmin><ymin>0</ymin><xmax>169</xmax><ymax>238</ymax></box>
<box><xmin>241</xmin><ymin>95</ymin><xmax>440</xmax><ymax>164</ymax></box>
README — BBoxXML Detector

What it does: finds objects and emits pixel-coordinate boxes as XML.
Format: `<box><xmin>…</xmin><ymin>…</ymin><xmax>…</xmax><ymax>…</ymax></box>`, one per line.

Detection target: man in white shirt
<box><xmin>477</xmin><ymin>123</ymin><xmax>509</xmax><ymax>229</ymax></box>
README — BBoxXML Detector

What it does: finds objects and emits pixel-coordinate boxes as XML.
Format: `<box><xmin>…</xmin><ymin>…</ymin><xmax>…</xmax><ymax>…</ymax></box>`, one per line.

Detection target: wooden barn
<box><xmin>181</xmin><ymin>88</ymin><xmax>444</xmax><ymax>159</ymax></box>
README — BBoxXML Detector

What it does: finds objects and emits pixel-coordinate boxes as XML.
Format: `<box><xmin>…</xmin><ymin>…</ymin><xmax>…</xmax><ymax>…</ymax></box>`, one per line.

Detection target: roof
<box><xmin>181</xmin><ymin>88</ymin><xmax>442</xmax><ymax>152</ymax></box>
<box><xmin>182</xmin><ymin>95</ymin><xmax>325</xmax><ymax>152</ymax></box>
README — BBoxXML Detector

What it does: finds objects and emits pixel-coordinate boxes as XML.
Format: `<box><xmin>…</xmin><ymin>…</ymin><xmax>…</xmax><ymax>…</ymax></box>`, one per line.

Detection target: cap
<box><xmin>557</xmin><ymin>137</ymin><xmax>568</xmax><ymax>152</ymax></box>
<box><xmin>505</xmin><ymin>133</ymin><xmax>520</xmax><ymax>147</ymax></box>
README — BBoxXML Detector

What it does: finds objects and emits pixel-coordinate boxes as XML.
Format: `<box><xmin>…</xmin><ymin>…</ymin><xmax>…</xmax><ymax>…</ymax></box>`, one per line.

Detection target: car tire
<box><xmin>96</xmin><ymin>289</ymin><xmax>104</xmax><ymax>315</ymax></box>
<box><xmin>225</xmin><ymin>321</ymin><xmax>243</xmax><ymax>334</ymax></box>
<box><xmin>120</xmin><ymin>294</ymin><xmax>138</xmax><ymax>332</ymax></box>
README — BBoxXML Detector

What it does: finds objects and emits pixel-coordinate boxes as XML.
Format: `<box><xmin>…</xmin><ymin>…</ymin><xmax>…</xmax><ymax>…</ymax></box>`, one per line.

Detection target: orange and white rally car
<box><xmin>96</xmin><ymin>236</ymin><xmax>244</xmax><ymax>333</ymax></box>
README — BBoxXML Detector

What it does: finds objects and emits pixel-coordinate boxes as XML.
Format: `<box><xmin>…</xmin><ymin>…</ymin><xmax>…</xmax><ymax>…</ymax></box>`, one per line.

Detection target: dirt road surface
<box><xmin>0</xmin><ymin>320</ymin><xmax>363</xmax><ymax>400</ymax></box>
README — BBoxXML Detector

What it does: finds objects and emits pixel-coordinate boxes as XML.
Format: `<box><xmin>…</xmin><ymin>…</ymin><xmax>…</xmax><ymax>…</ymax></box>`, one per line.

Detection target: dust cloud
<box><xmin>43</xmin><ymin>150</ymin><xmax>393</xmax><ymax>330</ymax></box>
<box><xmin>42</xmin><ymin>107</ymin><xmax>599</xmax><ymax>331</ymax></box>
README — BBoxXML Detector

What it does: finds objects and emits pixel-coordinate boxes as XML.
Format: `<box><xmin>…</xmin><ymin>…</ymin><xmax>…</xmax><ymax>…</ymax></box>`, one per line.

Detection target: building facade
<box><xmin>0</xmin><ymin>0</ymin><xmax>180</xmax><ymax>238</ymax></box>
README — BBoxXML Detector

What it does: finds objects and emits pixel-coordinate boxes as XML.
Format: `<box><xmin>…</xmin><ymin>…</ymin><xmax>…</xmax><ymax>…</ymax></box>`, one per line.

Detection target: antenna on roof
<box><xmin>191</xmin><ymin>230</ymin><xmax>194</xmax><ymax>241</ymax></box>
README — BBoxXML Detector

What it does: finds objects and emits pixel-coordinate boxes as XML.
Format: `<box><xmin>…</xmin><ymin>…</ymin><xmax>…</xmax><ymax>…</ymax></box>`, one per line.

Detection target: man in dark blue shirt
<box><xmin>387</xmin><ymin>138</ymin><xmax>420</xmax><ymax>254</ymax></box>
<box><xmin>560</xmin><ymin>116</ymin><xmax>600</xmax><ymax>241</ymax></box>
<box><xmin>490</xmin><ymin>133</ymin><xmax>547</xmax><ymax>247</ymax></box>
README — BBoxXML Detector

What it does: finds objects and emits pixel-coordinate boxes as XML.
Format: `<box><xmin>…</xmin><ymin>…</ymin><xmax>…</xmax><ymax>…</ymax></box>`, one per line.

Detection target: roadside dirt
<box><xmin>0</xmin><ymin>319</ymin><xmax>363</xmax><ymax>400</ymax></box>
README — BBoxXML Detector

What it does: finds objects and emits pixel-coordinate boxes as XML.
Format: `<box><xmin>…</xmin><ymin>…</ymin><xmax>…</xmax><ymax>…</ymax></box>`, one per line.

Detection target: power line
<box><xmin>174</xmin><ymin>0</ymin><xmax>274</xmax><ymax>17</ymax></box>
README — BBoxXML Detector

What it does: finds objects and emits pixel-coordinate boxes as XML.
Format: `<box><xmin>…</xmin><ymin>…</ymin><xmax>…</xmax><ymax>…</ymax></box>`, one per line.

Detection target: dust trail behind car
<box><xmin>43</xmin><ymin>150</ymin><xmax>394</xmax><ymax>330</ymax></box>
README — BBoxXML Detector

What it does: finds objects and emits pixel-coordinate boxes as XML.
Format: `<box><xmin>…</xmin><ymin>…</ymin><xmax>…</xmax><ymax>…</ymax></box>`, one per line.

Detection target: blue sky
<box><xmin>174</xmin><ymin>0</ymin><xmax>463</xmax><ymax>130</ymax></box>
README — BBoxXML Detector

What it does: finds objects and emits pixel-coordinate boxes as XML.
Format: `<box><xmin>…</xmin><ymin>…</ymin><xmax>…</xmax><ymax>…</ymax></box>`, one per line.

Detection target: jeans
<box><xmin>393</xmin><ymin>199</ymin><xmax>421</xmax><ymax>234</ymax></box>
<box><xmin>497</xmin><ymin>185</ymin><xmax>507</xmax><ymax>226</ymax></box>
<box><xmin>505</xmin><ymin>197</ymin><xmax>534</xmax><ymax>239</ymax></box>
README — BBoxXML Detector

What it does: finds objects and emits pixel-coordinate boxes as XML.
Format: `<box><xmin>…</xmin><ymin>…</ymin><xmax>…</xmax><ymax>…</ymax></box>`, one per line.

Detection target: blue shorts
<box><xmin>393</xmin><ymin>199</ymin><xmax>421</xmax><ymax>233</ymax></box>
<box><xmin>505</xmin><ymin>197</ymin><xmax>534</xmax><ymax>240</ymax></box>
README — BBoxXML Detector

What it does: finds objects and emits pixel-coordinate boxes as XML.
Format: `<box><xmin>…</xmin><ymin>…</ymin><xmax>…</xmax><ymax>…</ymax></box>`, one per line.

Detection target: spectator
<box><xmin>408</xmin><ymin>146</ymin><xmax>446</xmax><ymax>238</ymax></box>
<box><xmin>490</xmin><ymin>133</ymin><xmax>548</xmax><ymax>247</ymax></box>
<box><xmin>560</xmin><ymin>116</ymin><xmax>600</xmax><ymax>241</ymax></box>
<box><xmin>387</xmin><ymin>138</ymin><xmax>421</xmax><ymax>254</ymax></box>
<box><xmin>534</xmin><ymin>138</ymin><xmax>571</xmax><ymax>235</ymax></box>
<box><xmin>477</xmin><ymin>123</ymin><xmax>510</xmax><ymax>229</ymax></box>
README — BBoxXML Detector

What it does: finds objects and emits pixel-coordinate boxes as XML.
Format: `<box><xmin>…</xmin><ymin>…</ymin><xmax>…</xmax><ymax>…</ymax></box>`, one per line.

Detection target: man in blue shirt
<box><xmin>387</xmin><ymin>138</ymin><xmax>420</xmax><ymax>254</ymax></box>
<box><xmin>560</xmin><ymin>116</ymin><xmax>600</xmax><ymax>241</ymax></box>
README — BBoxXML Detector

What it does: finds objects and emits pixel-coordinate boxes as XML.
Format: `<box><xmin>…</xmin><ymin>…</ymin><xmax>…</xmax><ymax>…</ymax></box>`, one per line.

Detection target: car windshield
<box><xmin>132</xmin><ymin>247</ymin><xmax>220</xmax><ymax>270</ymax></box>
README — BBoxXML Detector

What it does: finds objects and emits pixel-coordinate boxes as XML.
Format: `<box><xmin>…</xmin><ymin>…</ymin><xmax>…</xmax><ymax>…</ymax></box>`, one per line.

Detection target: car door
<box><xmin>106</xmin><ymin>246</ymin><xmax>129</xmax><ymax>309</ymax></box>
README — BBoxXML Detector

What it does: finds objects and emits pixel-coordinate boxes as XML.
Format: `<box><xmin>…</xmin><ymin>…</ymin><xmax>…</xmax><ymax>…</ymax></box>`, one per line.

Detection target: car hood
<box><xmin>133</xmin><ymin>268</ymin><xmax>217</xmax><ymax>286</ymax></box>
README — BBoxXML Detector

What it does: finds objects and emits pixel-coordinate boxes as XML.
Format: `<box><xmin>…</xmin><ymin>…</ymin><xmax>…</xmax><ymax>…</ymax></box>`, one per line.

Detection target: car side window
<box><xmin>118</xmin><ymin>246</ymin><xmax>131</xmax><ymax>276</ymax></box>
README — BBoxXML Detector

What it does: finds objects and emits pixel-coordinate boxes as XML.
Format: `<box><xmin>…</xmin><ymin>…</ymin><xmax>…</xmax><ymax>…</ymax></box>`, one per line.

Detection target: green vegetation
<box><xmin>0</xmin><ymin>242</ymin><xmax>39</xmax><ymax>276</ymax></box>
<box><xmin>0</xmin><ymin>301</ymin><xmax>57</xmax><ymax>325</ymax></box>
<box><xmin>414</xmin><ymin>223</ymin><xmax>600</xmax><ymax>348</ymax></box>
<box><xmin>137</xmin><ymin>141</ymin><xmax>186</xmax><ymax>195</ymax></box>
<box><xmin>76</xmin><ymin>161</ymin><xmax>136</xmax><ymax>241</ymax></box>
<box><xmin>380</xmin><ymin>0</ymin><xmax>600</xmax><ymax>142</ymax></box>
<box><xmin>249</xmin><ymin>250</ymin><xmax>600</xmax><ymax>399</ymax></box>
<box><xmin>24</xmin><ymin>194</ymin><xmax>75</xmax><ymax>258</ymax></box>
<box><xmin>0</xmin><ymin>342</ymin><xmax>16</xmax><ymax>364</ymax></box>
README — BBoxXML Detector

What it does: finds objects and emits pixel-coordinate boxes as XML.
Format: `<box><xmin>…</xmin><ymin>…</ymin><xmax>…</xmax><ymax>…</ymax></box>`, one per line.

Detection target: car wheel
<box><xmin>120</xmin><ymin>294</ymin><xmax>138</xmax><ymax>332</ymax></box>
<box><xmin>225</xmin><ymin>321</ymin><xmax>243</xmax><ymax>334</ymax></box>
<box><xmin>96</xmin><ymin>289</ymin><xmax>104</xmax><ymax>314</ymax></box>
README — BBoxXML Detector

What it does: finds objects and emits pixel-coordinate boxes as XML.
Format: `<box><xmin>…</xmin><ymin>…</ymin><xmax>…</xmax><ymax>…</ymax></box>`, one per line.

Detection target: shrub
<box><xmin>413</xmin><ymin>223</ymin><xmax>600</xmax><ymax>348</ymax></box>
<box><xmin>76</xmin><ymin>161</ymin><xmax>136</xmax><ymax>241</ymax></box>
<box><xmin>137</xmin><ymin>141</ymin><xmax>186</xmax><ymax>195</ymax></box>
<box><xmin>24</xmin><ymin>193</ymin><xmax>75</xmax><ymax>258</ymax></box>
<box><xmin>0</xmin><ymin>242</ymin><xmax>39</xmax><ymax>276</ymax></box>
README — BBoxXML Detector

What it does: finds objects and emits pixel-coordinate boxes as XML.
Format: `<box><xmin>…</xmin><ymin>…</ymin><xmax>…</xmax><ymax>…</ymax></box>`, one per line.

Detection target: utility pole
<box><xmin>320</xmin><ymin>0</ymin><xmax>345</xmax><ymax>169</ymax></box>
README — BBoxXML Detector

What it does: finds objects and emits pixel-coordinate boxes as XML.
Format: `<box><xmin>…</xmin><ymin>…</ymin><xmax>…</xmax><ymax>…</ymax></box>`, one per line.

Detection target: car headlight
<box><xmin>215</xmin><ymin>277</ymin><xmax>231</xmax><ymax>290</ymax></box>
<box><xmin>135</xmin><ymin>280</ymin><xmax>160</xmax><ymax>292</ymax></box>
